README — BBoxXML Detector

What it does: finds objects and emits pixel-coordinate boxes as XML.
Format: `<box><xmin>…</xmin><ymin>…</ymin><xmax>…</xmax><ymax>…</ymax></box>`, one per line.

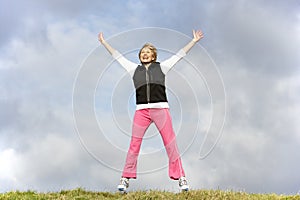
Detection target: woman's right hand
<box><xmin>98</xmin><ymin>32</ymin><xmax>105</xmax><ymax>44</ymax></box>
<box><xmin>97</xmin><ymin>32</ymin><xmax>116</xmax><ymax>55</ymax></box>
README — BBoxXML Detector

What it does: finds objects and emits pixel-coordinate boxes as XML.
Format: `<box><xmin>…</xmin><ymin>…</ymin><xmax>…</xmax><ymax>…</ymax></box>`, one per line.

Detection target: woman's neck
<box><xmin>144</xmin><ymin>63</ymin><xmax>151</xmax><ymax>69</ymax></box>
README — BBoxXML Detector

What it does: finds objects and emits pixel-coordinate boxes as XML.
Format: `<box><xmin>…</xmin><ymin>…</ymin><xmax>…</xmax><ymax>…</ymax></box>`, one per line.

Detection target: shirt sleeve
<box><xmin>112</xmin><ymin>51</ymin><xmax>137</xmax><ymax>77</ymax></box>
<box><xmin>160</xmin><ymin>49</ymin><xmax>186</xmax><ymax>74</ymax></box>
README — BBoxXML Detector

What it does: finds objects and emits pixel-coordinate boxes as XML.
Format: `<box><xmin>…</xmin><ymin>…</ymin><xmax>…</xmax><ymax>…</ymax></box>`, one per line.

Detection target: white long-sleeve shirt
<box><xmin>112</xmin><ymin>49</ymin><xmax>186</xmax><ymax>110</ymax></box>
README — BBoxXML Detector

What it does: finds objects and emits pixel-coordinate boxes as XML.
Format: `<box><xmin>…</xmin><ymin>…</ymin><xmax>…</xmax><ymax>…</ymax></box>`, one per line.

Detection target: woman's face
<box><xmin>139</xmin><ymin>47</ymin><xmax>155</xmax><ymax>63</ymax></box>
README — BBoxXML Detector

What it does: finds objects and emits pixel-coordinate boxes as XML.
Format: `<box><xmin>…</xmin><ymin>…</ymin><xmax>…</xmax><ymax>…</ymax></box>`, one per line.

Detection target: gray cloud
<box><xmin>0</xmin><ymin>0</ymin><xmax>299</xmax><ymax>195</ymax></box>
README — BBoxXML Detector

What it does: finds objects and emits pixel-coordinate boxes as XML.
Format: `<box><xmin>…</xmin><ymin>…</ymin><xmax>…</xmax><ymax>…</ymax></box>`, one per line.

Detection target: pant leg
<box><xmin>122</xmin><ymin>109</ymin><xmax>152</xmax><ymax>178</ymax></box>
<box><xmin>150</xmin><ymin>108</ymin><xmax>185</xmax><ymax>180</ymax></box>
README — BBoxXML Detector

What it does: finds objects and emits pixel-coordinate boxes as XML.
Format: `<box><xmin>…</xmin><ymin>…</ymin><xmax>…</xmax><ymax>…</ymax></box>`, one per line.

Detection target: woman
<box><xmin>98</xmin><ymin>29</ymin><xmax>204</xmax><ymax>192</ymax></box>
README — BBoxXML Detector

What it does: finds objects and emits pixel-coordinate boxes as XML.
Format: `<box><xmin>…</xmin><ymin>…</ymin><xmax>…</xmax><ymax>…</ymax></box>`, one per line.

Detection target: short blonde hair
<box><xmin>138</xmin><ymin>43</ymin><xmax>157</xmax><ymax>62</ymax></box>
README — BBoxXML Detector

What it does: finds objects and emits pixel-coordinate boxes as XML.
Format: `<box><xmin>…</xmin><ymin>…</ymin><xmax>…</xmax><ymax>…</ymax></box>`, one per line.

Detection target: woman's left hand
<box><xmin>192</xmin><ymin>30</ymin><xmax>204</xmax><ymax>42</ymax></box>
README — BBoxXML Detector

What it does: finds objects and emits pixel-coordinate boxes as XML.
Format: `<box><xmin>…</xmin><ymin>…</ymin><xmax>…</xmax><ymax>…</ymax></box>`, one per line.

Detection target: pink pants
<box><xmin>122</xmin><ymin>108</ymin><xmax>185</xmax><ymax>180</ymax></box>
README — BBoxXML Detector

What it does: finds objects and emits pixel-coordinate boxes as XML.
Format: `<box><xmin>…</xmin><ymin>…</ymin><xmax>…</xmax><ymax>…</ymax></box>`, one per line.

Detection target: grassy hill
<box><xmin>0</xmin><ymin>188</ymin><xmax>299</xmax><ymax>200</ymax></box>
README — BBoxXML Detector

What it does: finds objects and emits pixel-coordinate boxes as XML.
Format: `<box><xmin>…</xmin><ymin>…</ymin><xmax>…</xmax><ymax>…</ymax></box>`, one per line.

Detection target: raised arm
<box><xmin>98</xmin><ymin>32</ymin><xmax>137</xmax><ymax>74</ymax></box>
<box><xmin>182</xmin><ymin>30</ymin><xmax>204</xmax><ymax>54</ymax></box>
<box><xmin>160</xmin><ymin>29</ymin><xmax>204</xmax><ymax>74</ymax></box>
<box><xmin>98</xmin><ymin>32</ymin><xmax>116</xmax><ymax>55</ymax></box>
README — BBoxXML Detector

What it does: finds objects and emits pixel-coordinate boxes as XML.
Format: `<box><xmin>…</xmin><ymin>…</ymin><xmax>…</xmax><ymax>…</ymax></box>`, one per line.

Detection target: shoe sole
<box><xmin>118</xmin><ymin>185</ymin><xmax>127</xmax><ymax>192</ymax></box>
<box><xmin>118</xmin><ymin>188</ymin><xmax>127</xmax><ymax>194</ymax></box>
<box><xmin>180</xmin><ymin>186</ymin><xmax>189</xmax><ymax>192</ymax></box>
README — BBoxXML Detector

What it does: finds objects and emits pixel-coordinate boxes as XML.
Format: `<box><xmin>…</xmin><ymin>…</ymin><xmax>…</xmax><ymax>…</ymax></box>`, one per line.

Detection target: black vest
<box><xmin>133</xmin><ymin>62</ymin><xmax>168</xmax><ymax>104</ymax></box>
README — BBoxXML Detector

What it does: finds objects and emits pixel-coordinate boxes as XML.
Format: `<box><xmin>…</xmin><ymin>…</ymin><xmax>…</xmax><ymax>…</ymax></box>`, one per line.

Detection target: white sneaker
<box><xmin>179</xmin><ymin>177</ymin><xmax>189</xmax><ymax>191</ymax></box>
<box><xmin>117</xmin><ymin>177</ymin><xmax>129</xmax><ymax>192</ymax></box>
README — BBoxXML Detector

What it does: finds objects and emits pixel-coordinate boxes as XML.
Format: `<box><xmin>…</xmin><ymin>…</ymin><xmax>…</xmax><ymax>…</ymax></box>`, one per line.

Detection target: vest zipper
<box><xmin>146</xmin><ymin>68</ymin><xmax>150</xmax><ymax>103</ymax></box>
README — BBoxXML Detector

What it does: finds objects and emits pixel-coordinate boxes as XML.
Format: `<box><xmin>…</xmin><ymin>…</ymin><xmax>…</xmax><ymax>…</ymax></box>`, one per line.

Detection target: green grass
<box><xmin>0</xmin><ymin>188</ymin><xmax>299</xmax><ymax>200</ymax></box>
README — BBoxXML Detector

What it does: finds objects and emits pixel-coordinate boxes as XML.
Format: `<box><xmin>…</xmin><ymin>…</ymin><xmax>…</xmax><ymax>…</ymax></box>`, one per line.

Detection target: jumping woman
<box><xmin>98</xmin><ymin>29</ymin><xmax>204</xmax><ymax>192</ymax></box>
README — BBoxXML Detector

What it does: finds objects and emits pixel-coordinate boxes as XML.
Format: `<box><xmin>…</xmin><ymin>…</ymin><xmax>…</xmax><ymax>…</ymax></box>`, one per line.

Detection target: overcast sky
<box><xmin>0</xmin><ymin>0</ymin><xmax>300</xmax><ymax>195</ymax></box>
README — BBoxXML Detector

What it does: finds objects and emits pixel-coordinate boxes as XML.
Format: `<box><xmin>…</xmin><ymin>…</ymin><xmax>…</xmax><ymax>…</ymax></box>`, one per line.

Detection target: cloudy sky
<box><xmin>1</xmin><ymin>0</ymin><xmax>300</xmax><ymax>195</ymax></box>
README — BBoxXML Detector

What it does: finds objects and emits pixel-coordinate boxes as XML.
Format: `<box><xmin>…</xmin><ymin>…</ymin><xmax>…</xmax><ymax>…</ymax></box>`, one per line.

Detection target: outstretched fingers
<box><xmin>192</xmin><ymin>30</ymin><xmax>204</xmax><ymax>42</ymax></box>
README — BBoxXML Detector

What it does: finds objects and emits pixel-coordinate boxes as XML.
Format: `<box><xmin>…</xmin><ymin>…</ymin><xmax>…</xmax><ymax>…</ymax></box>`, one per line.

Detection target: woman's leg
<box><xmin>151</xmin><ymin>108</ymin><xmax>185</xmax><ymax>180</ymax></box>
<box><xmin>122</xmin><ymin>109</ymin><xmax>152</xmax><ymax>178</ymax></box>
